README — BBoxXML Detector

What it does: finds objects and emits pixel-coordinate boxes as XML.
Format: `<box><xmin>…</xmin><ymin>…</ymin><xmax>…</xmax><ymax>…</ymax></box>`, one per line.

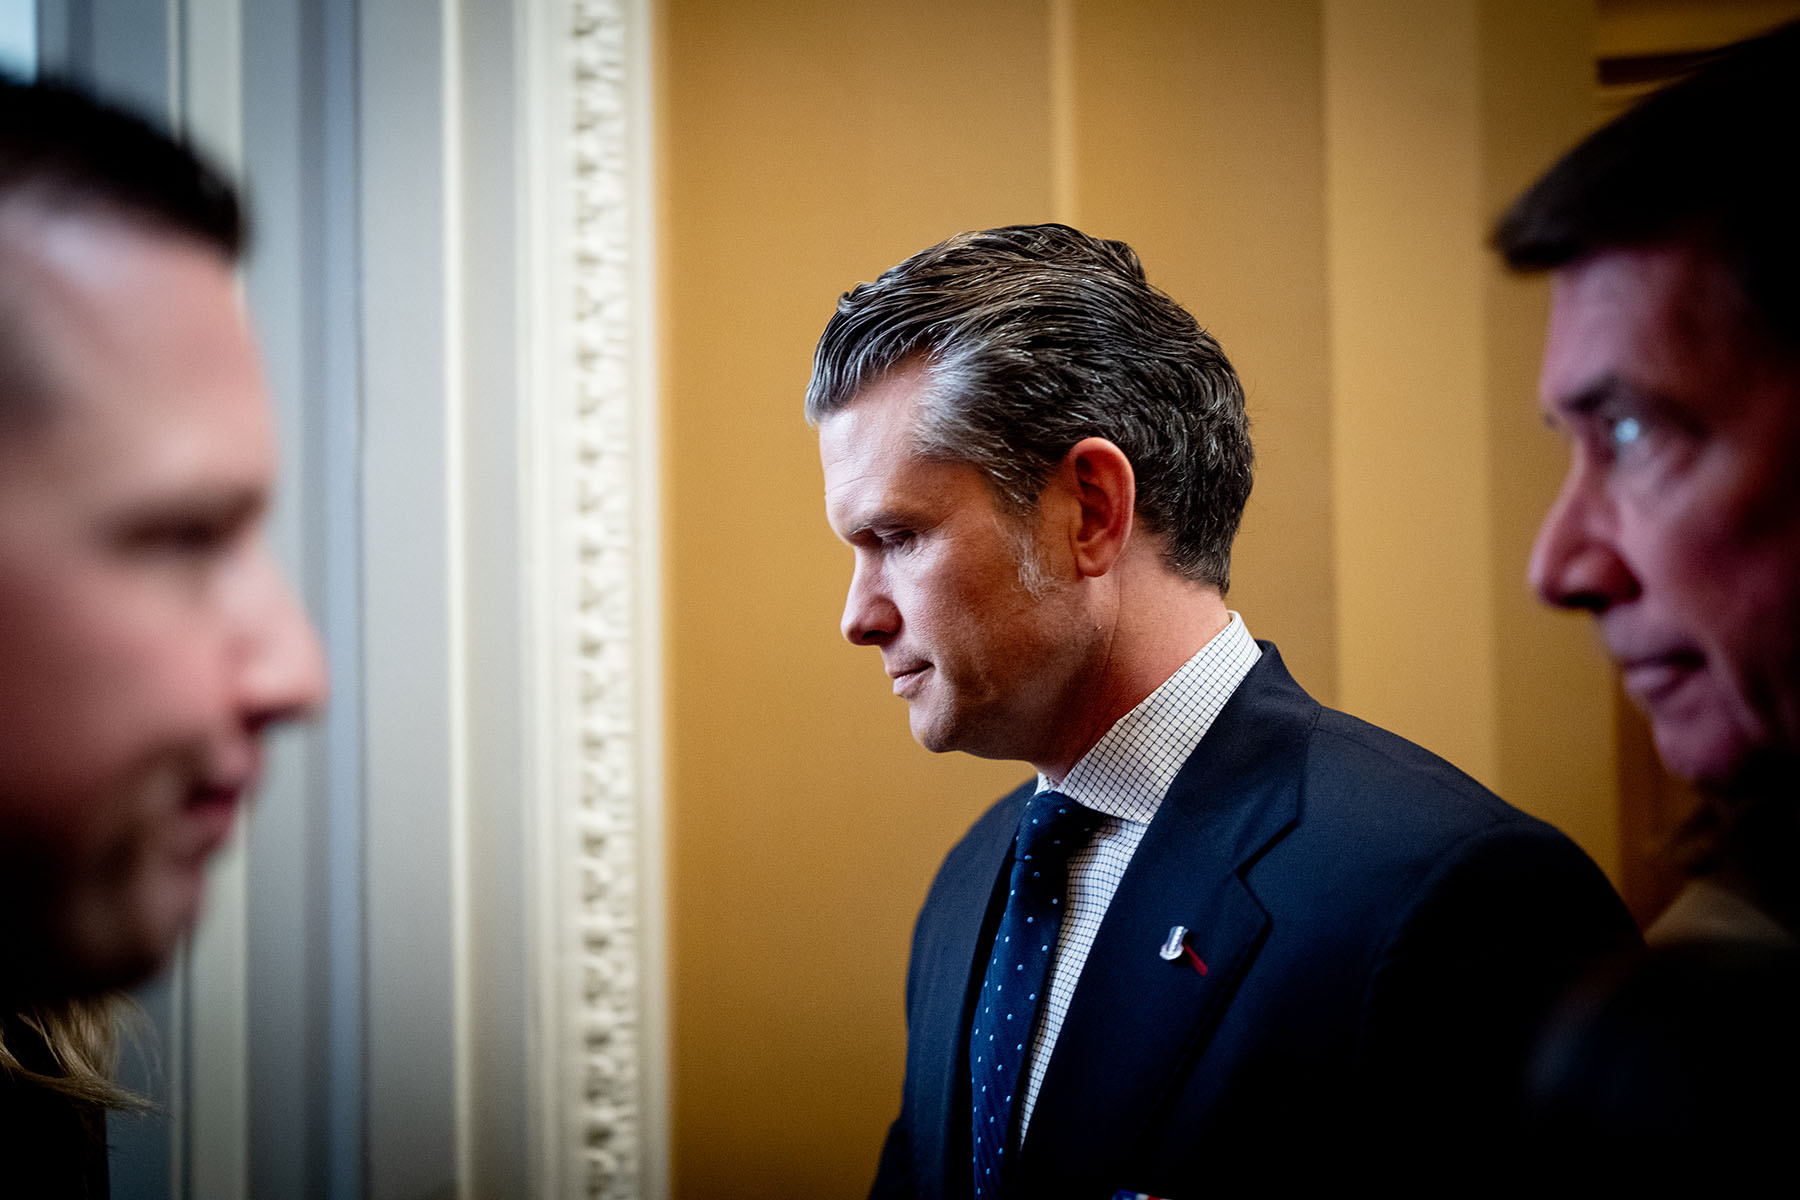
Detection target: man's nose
<box><xmin>840</xmin><ymin>559</ymin><xmax>899</xmax><ymax>646</ymax></box>
<box><xmin>1529</xmin><ymin>463</ymin><xmax>1638</xmax><ymax>613</ymax></box>
<box><xmin>237</xmin><ymin>548</ymin><xmax>329</xmax><ymax>727</ymax></box>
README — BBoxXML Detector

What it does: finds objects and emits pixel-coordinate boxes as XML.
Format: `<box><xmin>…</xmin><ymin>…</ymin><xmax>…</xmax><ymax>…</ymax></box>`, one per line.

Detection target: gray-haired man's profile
<box><xmin>810</xmin><ymin>223</ymin><xmax>1635</xmax><ymax>1196</ymax></box>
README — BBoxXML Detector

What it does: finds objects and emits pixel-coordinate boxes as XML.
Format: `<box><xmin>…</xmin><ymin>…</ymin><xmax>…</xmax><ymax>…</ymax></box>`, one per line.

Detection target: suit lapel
<box><xmin>1014</xmin><ymin>647</ymin><xmax>1319</xmax><ymax>1186</ymax></box>
<box><xmin>910</xmin><ymin>785</ymin><xmax>1032</xmax><ymax>1199</ymax></box>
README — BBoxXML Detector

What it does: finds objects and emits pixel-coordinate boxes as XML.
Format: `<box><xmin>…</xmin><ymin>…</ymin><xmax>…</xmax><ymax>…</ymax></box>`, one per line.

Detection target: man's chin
<box><xmin>910</xmin><ymin>718</ymin><xmax>957</xmax><ymax>755</ymax></box>
<box><xmin>909</xmin><ymin>718</ymin><xmax>1029</xmax><ymax>764</ymax></box>
<box><xmin>56</xmin><ymin>877</ymin><xmax>205</xmax><ymax>996</ymax></box>
<box><xmin>908</xmin><ymin>704</ymin><xmax>981</xmax><ymax>757</ymax></box>
<box><xmin>1650</xmin><ymin>713</ymin><xmax>1781</xmax><ymax>795</ymax></box>
<box><xmin>1</xmin><ymin>937</ymin><xmax>167</xmax><ymax>1008</ymax></box>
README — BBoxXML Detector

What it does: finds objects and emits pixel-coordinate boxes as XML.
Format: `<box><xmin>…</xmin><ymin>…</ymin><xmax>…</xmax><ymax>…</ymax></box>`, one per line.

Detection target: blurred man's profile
<box><xmin>1496</xmin><ymin>18</ymin><xmax>1800</xmax><ymax>1176</ymax></box>
<box><xmin>1496</xmin><ymin>19</ymin><xmax>1800</xmax><ymax>947</ymax></box>
<box><xmin>0</xmin><ymin>76</ymin><xmax>325</xmax><ymax>1190</ymax></box>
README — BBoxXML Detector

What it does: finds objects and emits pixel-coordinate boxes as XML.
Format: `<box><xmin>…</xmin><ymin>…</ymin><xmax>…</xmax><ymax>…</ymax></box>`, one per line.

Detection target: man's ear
<box><xmin>1060</xmin><ymin>437</ymin><xmax>1135</xmax><ymax>579</ymax></box>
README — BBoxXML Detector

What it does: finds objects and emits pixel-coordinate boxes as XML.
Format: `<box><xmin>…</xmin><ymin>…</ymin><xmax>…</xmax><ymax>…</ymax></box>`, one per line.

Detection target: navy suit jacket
<box><xmin>870</xmin><ymin>645</ymin><xmax>1638</xmax><ymax>1199</ymax></box>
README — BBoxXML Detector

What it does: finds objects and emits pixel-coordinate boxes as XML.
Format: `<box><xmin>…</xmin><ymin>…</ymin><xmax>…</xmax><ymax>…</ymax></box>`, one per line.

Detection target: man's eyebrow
<box><xmin>126</xmin><ymin>483</ymin><xmax>268</xmax><ymax>525</ymax></box>
<box><xmin>838</xmin><ymin>502</ymin><xmax>935</xmax><ymax>543</ymax></box>
<box><xmin>845</xmin><ymin>510</ymin><xmax>901</xmax><ymax>538</ymax></box>
<box><xmin>1545</xmin><ymin>372</ymin><xmax>1627</xmax><ymax>428</ymax></box>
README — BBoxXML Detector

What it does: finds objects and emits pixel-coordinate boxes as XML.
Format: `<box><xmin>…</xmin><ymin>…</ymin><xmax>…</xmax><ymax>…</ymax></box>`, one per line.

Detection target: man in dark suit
<box><xmin>807</xmin><ymin>224</ymin><xmax>1637</xmax><ymax>1198</ymax></box>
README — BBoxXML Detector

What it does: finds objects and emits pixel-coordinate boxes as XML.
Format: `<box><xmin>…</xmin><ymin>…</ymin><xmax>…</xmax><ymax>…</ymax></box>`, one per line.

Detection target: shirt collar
<box><xmin>1037</xmin><ymin>612</ymin><xmax>1261</xmax><ymax>824</ymax></box>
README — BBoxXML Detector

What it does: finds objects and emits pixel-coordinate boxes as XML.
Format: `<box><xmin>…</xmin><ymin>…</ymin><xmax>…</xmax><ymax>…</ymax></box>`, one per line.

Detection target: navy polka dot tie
<box><xmin>969</xmin><ymin>790</ymin><xmax>1100</xmax><ymax>1198</ymax></box>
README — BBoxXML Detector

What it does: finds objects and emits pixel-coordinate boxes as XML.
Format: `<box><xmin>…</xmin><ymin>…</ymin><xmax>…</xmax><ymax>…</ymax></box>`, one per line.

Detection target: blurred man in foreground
<box><xmin>1496</xmin><ymin>20</ymin><xmax>1800</xmax><ymax>946</ymax></box>
<box><xmin>0</xmin><ymin>76</ymin><xmax>325</xmax><ymax>1188</ymax></box>
<box><xmin>1496</xmin><ymin>19</ymin><xmax>1800</xmax><ymax>1171</ymax></box>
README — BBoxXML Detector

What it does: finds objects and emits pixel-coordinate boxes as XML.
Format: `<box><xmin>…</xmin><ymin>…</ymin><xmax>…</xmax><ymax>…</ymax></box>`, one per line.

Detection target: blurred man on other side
<box><xmin>1496</xmin><ymin>19</ymin><xmax>1800</xmax><ymax>948</ymax></box>
<box><xmin>1496</xmin><ymin>19</ymin><xmax>1800</xmax><ymax>1174</ymax></box>
<box><xmin>0</xmin><ymin>77</ymin><xmax>326</xmax><ymax>1192</ymax></box>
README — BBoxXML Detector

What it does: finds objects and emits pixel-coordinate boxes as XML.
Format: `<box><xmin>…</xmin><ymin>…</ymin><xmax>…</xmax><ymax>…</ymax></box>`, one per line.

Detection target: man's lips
<box><xmin>889</xmin><ymin>663</ymin><xmax>930</xmax><ymax>696</ymax></box>
<box><xmin>189</xmin><ymin>780</ymin><xmax>247</xmax><ymax>811</ymax></box>
<box><xmin>1616</xmin><ymin>648</ymin><xmax>1705</xmax><ymax>704</ymax></box>
<box><xmin>199</xmin><ymin>743</ymin><xmax>264</xmax><ymax>802</ymax></box>
<box><xmin>184</xmin><ymin>747</ymin><xmax>263</xmax><ymax>849</ymax></box>
<box><xmin>179</xmin><ymin>783</ymin><xmax>245</xmax><ymax>860</ymax></box>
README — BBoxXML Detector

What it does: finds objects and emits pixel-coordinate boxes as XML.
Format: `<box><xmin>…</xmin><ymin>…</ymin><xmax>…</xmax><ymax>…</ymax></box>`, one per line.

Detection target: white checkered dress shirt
<box><xmin>1016</xmin><ymin>612</ymin><xmax>1261</xmax><ymax>1140</ymax></box>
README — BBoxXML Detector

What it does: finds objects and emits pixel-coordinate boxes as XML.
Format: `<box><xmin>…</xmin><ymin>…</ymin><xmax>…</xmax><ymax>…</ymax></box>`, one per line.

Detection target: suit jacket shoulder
<box><xmin>874</xmin><ymin>642</ymin><xmax>1638</xmax><ymax>1200</ymax></box>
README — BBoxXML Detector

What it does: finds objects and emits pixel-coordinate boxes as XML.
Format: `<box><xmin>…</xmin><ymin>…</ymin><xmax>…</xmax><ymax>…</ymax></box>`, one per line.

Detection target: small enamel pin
<box><xmin>1159</xmin><ymin>924</ymin><xmax>1208</xmax><ymax>976</ymax></box>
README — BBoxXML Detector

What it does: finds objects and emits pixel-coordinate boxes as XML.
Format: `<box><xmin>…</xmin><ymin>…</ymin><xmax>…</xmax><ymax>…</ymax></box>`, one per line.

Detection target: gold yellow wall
<box><xmin>660</xmin><ymin>3</ymin><xmax>1613</xmax><ymax>1195</ymax></box>
<box><xmin>1323</xmin><ymin>0</ymin><xmax>1618</xmax><ymax>873</ymax></box>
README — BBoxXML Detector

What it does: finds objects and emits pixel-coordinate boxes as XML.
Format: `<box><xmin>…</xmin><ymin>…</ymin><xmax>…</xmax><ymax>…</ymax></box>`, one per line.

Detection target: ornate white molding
<box><xmin>529</xmin><ymin>0</ymin><xmax>662</xmax><ymax>1196</ymax></box>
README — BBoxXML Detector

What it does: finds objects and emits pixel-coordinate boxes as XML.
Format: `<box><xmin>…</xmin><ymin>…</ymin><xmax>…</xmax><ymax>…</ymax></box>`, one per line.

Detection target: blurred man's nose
<box><xmin>1529</xmin><ymin>464</ymin><xmax>1638</xmax><ymax>613</ymax></box>
<box><xmin>237</xmin><ymin>549</ymin><xmax>328</xmax><ymax>726</ymax></box>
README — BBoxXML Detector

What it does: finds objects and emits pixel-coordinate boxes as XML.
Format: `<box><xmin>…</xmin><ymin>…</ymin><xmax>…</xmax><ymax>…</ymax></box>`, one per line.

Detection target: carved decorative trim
<box><xmin>558</xmin><ymin>1</ymin><xmax>650</xmax><ymax>1195</ymax></box>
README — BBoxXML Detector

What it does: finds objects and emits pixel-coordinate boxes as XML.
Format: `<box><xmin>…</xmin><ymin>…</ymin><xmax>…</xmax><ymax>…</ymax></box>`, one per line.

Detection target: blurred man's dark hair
<box><xmin>0</xmin><ymin>75</ymin><xmax>242</xmax><ymax>251</ymax></box>
<box><xmin>1495</xmin><ymin>19</ymin><xmax>1800</xmax><ymax>353</ymax></box>
<box><xmin>0</xmin><ymin>75</ymin><xmax>244</xmax><ymax>432</ymax></box>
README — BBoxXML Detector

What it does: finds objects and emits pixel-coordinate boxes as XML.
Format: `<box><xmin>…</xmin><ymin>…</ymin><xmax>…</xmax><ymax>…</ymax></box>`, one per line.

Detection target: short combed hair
<box><xmin>1494</xmin><ymin>19</ymin><xmax>1800</xmax><ymax>350</ymax></box>
<box><xmin>0</xmin><ymin>75</ymin><xmax>243</xmax><ymax>255</ymax></box>
<box><xmin>805</xmin><ymin>224</ymin><xmax>1253</xmax><ymax>591</ymax></box>
<box><xmin>0</xmin><ymin>77</ymin><xmax>244</xmax><ymax>430</ymax></box>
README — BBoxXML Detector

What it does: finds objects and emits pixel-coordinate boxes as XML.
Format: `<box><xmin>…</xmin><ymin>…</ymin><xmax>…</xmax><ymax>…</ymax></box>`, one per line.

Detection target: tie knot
<box><xmin>1013</xmin><ymin>790</ymin><xmax>1100</xmax><ymax>870</ymax></box>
